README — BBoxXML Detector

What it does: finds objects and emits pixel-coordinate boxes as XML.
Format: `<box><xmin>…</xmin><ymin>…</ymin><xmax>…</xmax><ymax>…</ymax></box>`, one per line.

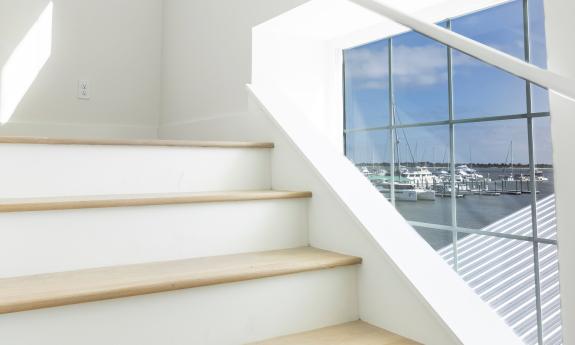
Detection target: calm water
<box><xmin>394</xmin><ymin>168</ymin><xmax>555</xmax><ymax>250</ymax></box>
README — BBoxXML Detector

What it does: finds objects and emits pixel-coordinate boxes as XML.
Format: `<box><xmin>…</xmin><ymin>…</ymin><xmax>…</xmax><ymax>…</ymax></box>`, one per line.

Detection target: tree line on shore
<box><xmin>356</xmin><ymin>162</ymin><xmax>554</xmax><ymax>168</ymax></box>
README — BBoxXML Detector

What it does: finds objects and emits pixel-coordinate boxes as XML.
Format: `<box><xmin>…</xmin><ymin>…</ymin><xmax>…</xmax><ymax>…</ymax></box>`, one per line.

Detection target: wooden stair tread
<box><xmin>0</xmin><ymin>247</ymin><xmax>361</xmax><ymax>314</ymax></box>
<box><xmin>250</xmin><ymin>321</ymin><xmax>421</xmax><ymax>345</ymax></box>
<box><xmin>0</xmin><ymin>136</ymin><xmax>274</xmax><ymax>148</ymax></box>
<box><xmin>0</xmin><ymin>190</ymin><xmax>312</xmax><ymax>213</ymax></box>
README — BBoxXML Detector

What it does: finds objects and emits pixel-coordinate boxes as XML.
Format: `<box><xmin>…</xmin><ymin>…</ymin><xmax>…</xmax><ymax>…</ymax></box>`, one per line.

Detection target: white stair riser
<box><xmin>0</xmin><ymin>199</ymin><xmax>308</xmax><ymax>277</ymax></box>
<box><xmin>0</xmin><ymin>267</ymin><xmax>358</xmax><ymax>345</ymax></box>
<box><xmin>0</xmin><ymin>144</ymin><xmax>270</xmax><ymax>197</ymax></box>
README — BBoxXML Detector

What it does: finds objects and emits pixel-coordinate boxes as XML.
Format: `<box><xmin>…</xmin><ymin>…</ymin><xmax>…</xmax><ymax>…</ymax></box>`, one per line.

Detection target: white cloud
<box><xmin>393</xmin><ymin>45</ymin><xmax>448</xmax><ymax>86</ymax></box>
<box><xmin>359</xmin><ymin>80</ymin><xmax>388</xmax><ymax>89</ymax></box>
<box><xmin>345</xmin><ymin>46</ymin><xmax>388</xmax><ymax>80</ymax></box>
<box><xmin>346</xmin><ymin>43</ymin><xmax>456</xmax><ymax>88</ymax></box>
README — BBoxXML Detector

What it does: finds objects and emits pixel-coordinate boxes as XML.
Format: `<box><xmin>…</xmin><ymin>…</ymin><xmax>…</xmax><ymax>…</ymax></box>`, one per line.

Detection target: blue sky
<box><xmin>344</xmin><ymin>0</ymin><xmax>553</xmax><ymax>165</ymax></box>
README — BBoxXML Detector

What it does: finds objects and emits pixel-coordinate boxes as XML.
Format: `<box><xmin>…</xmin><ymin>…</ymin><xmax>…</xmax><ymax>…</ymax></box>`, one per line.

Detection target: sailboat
<box><xmin>502</xmin><ymin>141</ymin><xmax>516</xmax><ymax>181</ymax></box>
<box><xmin>378</xmin><ymin>101</ymin><xmax>435</xmax><ymax>201</ymax></box>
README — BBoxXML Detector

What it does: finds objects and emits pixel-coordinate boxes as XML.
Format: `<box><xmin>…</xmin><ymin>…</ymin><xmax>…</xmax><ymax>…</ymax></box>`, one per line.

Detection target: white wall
<box><xmin>544</xmin><ymin>0</ymin><xmax>575</xmax><ymax>343</ymax></box>
<box><xmin>160</xmin><ymin>0</ymin><xmax>309</xmax><ymax>135</ymax></box>
<box><xmin>0</xmin><ymin>0</ymin><xmax>162</xmax><ymax>138</ymax></box>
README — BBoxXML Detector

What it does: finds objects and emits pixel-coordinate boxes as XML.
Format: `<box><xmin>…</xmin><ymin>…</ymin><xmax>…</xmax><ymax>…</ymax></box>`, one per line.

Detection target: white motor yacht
<box><xmin>415</xmin><ymin>189</ymin><xmax>436</xmax><ymax>201</ymax></box>
<box><xmin>377</xmin><ymin>183</ymin><xmax>418</xmax><ymax>202</ymax></box>
<box><xmin>401</xmin><ymin>166</ymin><xmax>438</xmax><ymax>186</ymax></box>
<box><xmin>456</xmin><ymin>165</ymin><xmax>484</xmax><ymax>180</ymax></box>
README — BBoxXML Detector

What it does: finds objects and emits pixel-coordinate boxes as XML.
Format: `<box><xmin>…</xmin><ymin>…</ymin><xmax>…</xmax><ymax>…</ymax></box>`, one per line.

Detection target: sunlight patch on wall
<box><xmin>0</xmin><ymin>2</ymin><xmax>53</xmax><ymax>124</ymax></box>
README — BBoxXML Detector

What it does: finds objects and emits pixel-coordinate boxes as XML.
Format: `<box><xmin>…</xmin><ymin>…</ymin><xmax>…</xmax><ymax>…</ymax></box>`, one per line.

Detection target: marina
<box><xmin>361</xmin><ymin>164</ymin><xmax>550</xmax><ymax>196</ymax></box>
<box><xmin>358</xmin><ymin>164</ymin><xmax>555</xmax><ymax>230</ymax></box>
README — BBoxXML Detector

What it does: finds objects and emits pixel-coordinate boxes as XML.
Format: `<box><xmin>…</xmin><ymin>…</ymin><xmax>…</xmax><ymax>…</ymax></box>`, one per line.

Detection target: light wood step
<box><xmin>0</xmin><ymin>136</ymin><xmax>274</xmax><ymax>148</ymax></box>
<box><xmin>0</xmin><ymin>190</ymin><xmax>312</xmax><ymax>213</ymax></box>
<box><xmin>0</xmin><ymin>247</ymin><xmax>361</xmax><ymax>314</ymax></box>
<box><xmin>250</xmin><ymin>320</ymin><xmax>421</xmax><ymax>345</ymax></box>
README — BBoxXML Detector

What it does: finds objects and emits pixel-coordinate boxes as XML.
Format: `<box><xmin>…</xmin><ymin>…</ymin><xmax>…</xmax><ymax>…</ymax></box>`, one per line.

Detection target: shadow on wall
<box><xmin>0</xmin><ymin>1</ymin><xmax>53</xmax><ymax>124</ymax></box>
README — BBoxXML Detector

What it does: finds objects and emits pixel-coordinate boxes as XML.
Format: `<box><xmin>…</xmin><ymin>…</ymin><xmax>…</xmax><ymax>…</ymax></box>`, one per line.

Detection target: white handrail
<box><xmin>349</xmin><ymin>0</ymin><xmax>575</xmax><ymax>102</ymax></box>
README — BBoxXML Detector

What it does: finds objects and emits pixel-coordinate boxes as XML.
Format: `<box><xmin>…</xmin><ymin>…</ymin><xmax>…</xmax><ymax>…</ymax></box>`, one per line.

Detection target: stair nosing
<box><xmin>0</xmin><ymin>247</ymin><xmax>361</xmax><ymax>314</ymax></box>
<box><xmin>248</xmin><ymin>320</ymin><xmax>421</xmax><ymax>344</ymax></box>
<box><xmin>0</xmin><ymin>190</ymin><xmax>312</xmax><ymax>213</ymax></box>
<box><xmin>0</xmin><ymin>136</ymin><xmax>274</xmax><ymax>149</ymax></box>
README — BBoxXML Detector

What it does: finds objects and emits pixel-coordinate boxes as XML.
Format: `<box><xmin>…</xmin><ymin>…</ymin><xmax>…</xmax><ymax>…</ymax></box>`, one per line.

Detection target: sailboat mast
<box><xmin>511</xmin><ymin>140</ymin><xmax>514</xmax><ymax>177</ymax></box>
<box><xmin>393</xmin><ymin>104</ymin><xmax>401</xmax><ymax>176</ymax></box>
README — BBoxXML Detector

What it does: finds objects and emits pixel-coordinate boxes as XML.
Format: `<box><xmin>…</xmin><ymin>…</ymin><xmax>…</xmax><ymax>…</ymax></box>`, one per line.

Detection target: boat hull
<box><xmin>416</xmin><ymin>190</ymin><xmax>436</xmax><ymax>201</ymax></box>
<box><xmin>378</xmin><ymin>188</ymin><xmax>418</xmax><ymax>202</ymax></box>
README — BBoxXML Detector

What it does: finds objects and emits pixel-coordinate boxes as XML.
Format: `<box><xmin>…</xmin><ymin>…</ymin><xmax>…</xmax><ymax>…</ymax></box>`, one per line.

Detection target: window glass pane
<box><xmin>345</xmin><ymin>130</ymin><xmax>392</xmax><ymax>194</ymax></box>
<box><xmin>457</xmin><ymin>235</ymin><xmax>537</xmax><ymax>344</ymax></box>
<box><xmin>452</xmin><ymin>1</ymin><xmax>527</xmax><ymax>118</ymax></box>
<box><xmin>392</xmin><ymin>29</ymin><xmax>448</xmax><ymax>124</ymax></box>
<box><xmin>344</xmin><ymin>40</ymin><xmax>389</xmax><ymax>129</ymax></box>
<box><xmin>533</xmin><ymin>117</ymin><xmax>556</xmax><ymax>240</ymax></box>
<box><xmin>454</xmin><ymin>1</ymin><xmax>525</xmax><ymax>59</ymax></box>
<box><xmin>437</xmin><ymin>232</ymin><xmax>456</xmax><ymax>267</ymax></box>
<box><xmin>529</xmin><ymin>0</ymin><xmax>547</xmax><ymax>69</ymax></box>
<box><xmin>392</xmin><ymin>125</ymin><xmax>451</xmax><ymax>226</ymax></box>
<box><xmin>539</xmin><ymin>243</ymin><xmax>563</xmax><ymax>345</ymax></box>
<box><xmin>455</xmin><ymin>120</ymin><xmax>533</xmax><ymax>232</ymax></box>
<box><xmin>529</xmin><ymin>0</ymin><xmax>550</xmax><ymax>113</ymax></box>
<box><xmin>531</xmin><ymin>85</ymin><xmax>550</xmax><ymax>114</ymax></box>
<box><xmin>413</xmin><ymin>226</ymin><xmax>453</xmax><ymax>252</ymax></box>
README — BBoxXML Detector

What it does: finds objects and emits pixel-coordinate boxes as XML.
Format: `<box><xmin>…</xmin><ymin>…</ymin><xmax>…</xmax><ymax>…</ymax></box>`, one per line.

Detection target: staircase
<box><xmin>0</xmin><ymin>137</ymin><xmax>418</xmax><ymax>344</ymax></box>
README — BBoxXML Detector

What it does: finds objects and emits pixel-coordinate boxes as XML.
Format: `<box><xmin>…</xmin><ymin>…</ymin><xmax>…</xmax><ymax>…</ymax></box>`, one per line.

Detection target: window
<box><xmin>343</xmin><ymin>1</ymin><xmax>561</xmax><ymax>344</ymax></box>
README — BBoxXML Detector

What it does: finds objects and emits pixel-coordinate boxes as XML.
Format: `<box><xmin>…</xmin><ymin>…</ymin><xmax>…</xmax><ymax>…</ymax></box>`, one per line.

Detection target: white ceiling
<box><xmin>257</xmin><ymin>0</ymin><xmax>511</xmax><ymax>48</ymax></box>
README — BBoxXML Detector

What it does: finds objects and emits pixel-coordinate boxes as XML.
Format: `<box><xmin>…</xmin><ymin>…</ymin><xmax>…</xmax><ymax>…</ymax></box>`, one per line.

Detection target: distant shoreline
<box><xmin>356</xmin><ymin>163</ymin><xmax>553</xmax><ymax>169</ymax></box>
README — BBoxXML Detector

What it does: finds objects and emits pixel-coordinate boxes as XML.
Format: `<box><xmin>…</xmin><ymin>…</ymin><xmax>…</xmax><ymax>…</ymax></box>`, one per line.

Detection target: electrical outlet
<box><xmin>78</xmin><ymin>80</ymin><xmax>90</xmax><ymax>99</ymax></box>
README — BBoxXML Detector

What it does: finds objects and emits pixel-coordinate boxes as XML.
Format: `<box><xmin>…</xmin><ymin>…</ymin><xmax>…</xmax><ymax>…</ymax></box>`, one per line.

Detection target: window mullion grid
<box><xmin>409</xmin><ymin>221</ymin><xmax>557</xmax><ymax>245</ymax></box>
<box><xmin>342</xmin><ymin>53</ymin><xmax>348</xmax><ymax>157</ymax></box>
<box><xmin>343</xmin><ymin>111</ymin><xmax>550</xmax><ymax>134</ymax></box>
<box><xmin>523</xmin><ymin>0</ymin><xmax>544</xmax><ymax>343</ymax></box>
<box><xmin>388</xmin><ymin>38</ymin><xmax>396</xmax><ymax>206</ymax></box>
<box><xmin>447</xmin><ymin>19</ymin><xmax>458</xmax><ymax>272</ymax></box>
